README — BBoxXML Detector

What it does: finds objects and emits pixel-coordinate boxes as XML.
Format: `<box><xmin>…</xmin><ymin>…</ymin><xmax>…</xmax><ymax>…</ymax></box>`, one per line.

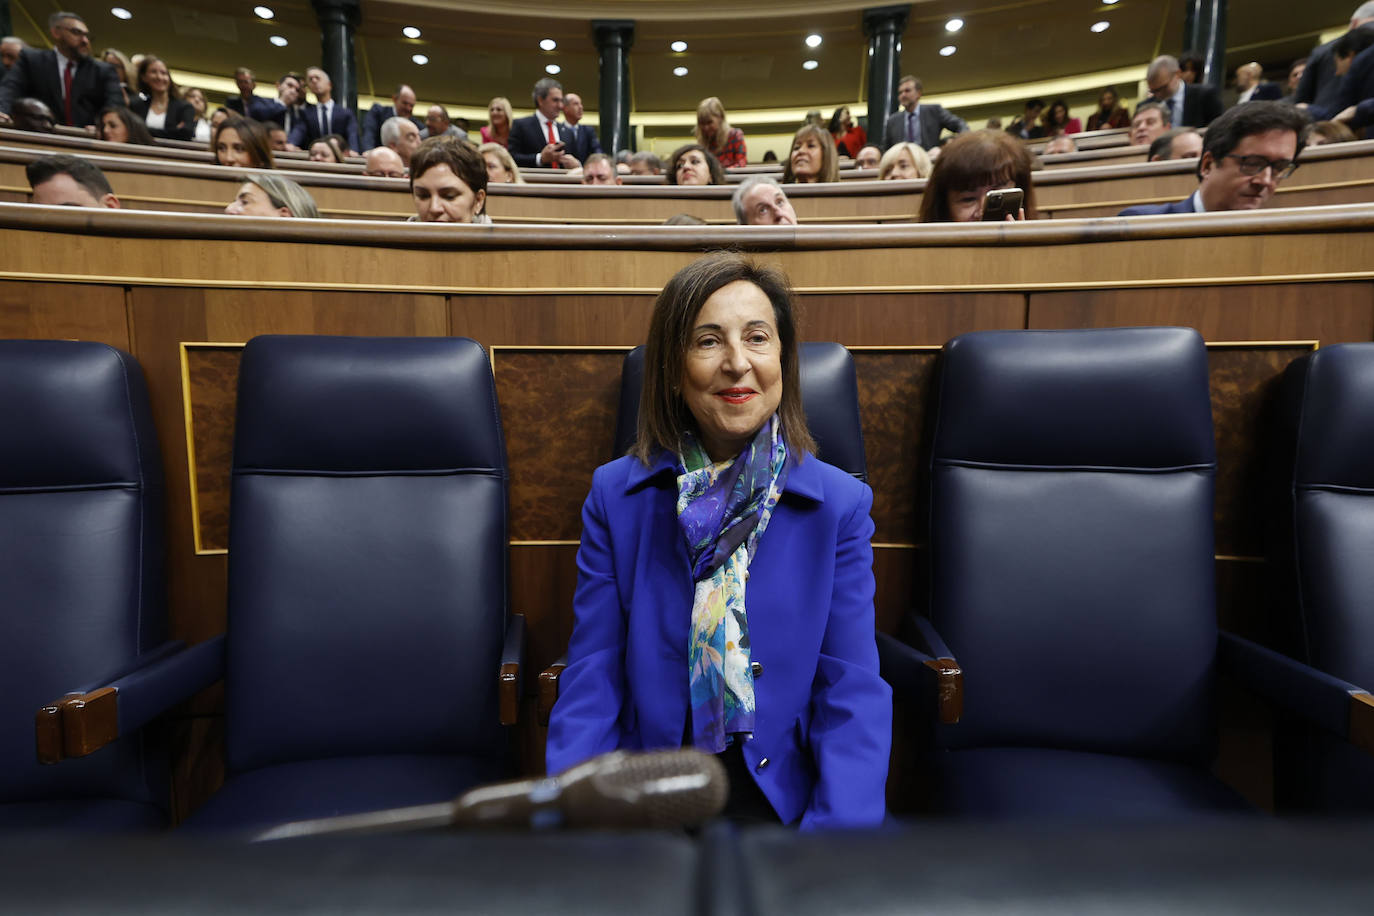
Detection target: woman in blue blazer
<box><xmin>546</xmin><ymin>252</ymin><xmax>891</xmax><ymax>829</ymax></box>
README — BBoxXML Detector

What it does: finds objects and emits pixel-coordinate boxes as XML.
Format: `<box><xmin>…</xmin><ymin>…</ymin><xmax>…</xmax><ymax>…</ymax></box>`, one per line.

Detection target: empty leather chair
<box><xmin>903</xmin><ymin>327</ymin><xmax>1251</xmax><ymax>818</ymax></box>
<box><xmin>181</xmin><ymin>335</ymin><xmax>523</xmax><ymax>832</ymax></box>
<box><xmin>0</xmin><ymin>340</ymin><xmax>170</xmax><ymax>829</ymax></box>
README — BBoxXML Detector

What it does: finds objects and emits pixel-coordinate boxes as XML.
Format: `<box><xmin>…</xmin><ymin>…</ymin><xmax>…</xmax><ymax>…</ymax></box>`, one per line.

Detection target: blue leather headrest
<box><xmin>234</xmin><ymin>336</ymin><xmax>505</xmax><ymax>473</ymax></box>
<box><xmin>0</xmin><ymin>340</ymin><xmax>156</xmax><ymax>489</ymax></box>
<box><xmin>935</xmin><ymin>328</ymin><xmax>1215</xmax><ymax>469</ymax></box>
<box><xmin>1286</xmin><ymin>344</ymin><xmax>1374</xmax><ymax>490</ymax></box>
<box><xmin>614</xmin><ymin>342</ymin><xmax>866</xmax><ymax>479</ymax></box>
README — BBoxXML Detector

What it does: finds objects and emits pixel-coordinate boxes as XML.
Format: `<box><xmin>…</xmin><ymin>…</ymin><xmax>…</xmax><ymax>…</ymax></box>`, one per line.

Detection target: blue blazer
<box><xmin>546</xmin><ymin>451</ymin><xmax>892</xmax><ymax>830</ymax></box>
<box><xmin>288</xmin><ymin>102</ymin><xmax>359</xmax><ymax>153</ymax></box>
<box><xmin>1119</xmin><ymin>196</ymin><xmax>1198</xmax><ymax>217</ymax></box>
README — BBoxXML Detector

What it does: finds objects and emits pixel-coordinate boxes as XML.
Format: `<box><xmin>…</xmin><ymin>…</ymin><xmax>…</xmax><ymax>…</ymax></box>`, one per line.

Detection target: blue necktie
<box><xmin>905</xmin><ymin>112</ymin><xmax>915</xmax><ymax>143</ymax></box>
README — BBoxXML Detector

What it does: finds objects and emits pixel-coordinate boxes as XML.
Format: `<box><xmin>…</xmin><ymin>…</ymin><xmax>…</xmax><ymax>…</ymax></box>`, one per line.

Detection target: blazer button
<box><xmin>755</xmin><ymin>757</ymin><xmax>770</xmax><ymax>773</ymax></box>
<box><xmin>751</xmin><ymin>661</ymin><xmax>763</xmax><ymax>678</ymax></box>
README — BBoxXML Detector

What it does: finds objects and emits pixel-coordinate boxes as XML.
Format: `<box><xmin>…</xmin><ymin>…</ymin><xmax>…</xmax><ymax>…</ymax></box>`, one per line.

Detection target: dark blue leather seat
<box><xmin>919</xmin><ymin>327</ymin><xmax>1250</xmax><ymax>818</ymax></box>
<box><xmin>0</xmin><ymin>340</ymin><xmax>169</xmax><ymax>830</ymax></box>
<box><xmin>182</xmin><ymin>335</ymin><xmax>521</xmax><ymax>833</ymax></box>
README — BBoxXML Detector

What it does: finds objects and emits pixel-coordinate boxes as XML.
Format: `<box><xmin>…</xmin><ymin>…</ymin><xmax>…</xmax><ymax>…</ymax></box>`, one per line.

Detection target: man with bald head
<box><xmin>1233</xmin><ymin>62</ymin><xmax>1280</xmax><ymax>105</ymax></box>
<box><xmin>422</xmin><ymin>104</ymin><xmax>463</xmax><ymax>139</ymax></box>
<box><xmin>562</xmin><ymin>91</ymin><xmax>602</xmax><ymax>162</ymax></box>
<box><xmin>1141</xmin><ymin>54</ymin><xmax>1222</xmax><ymax>127</ymax></box>
<box><xmin>288</xmin><ymin>65</ymin><xmax>359</xmax><ymax>152</ymax></box>
<box><xmin>2</xmin><ymin>37</ymin><xmax>25</xmax><ymax>72</ymax></box>
<box><xmin>362</xmin><ymin>83</ymin><xmax>421</xmax><ymax>151</ymax></box>
<box><xmin>381</xmin><ymin>115</ymin><xmax>422</xmax><ymax>168</ymax></box>
<box><xmin>363</xmin><ymin>146</ymin><xmax>406</xmax><ymax>178</ymax></box>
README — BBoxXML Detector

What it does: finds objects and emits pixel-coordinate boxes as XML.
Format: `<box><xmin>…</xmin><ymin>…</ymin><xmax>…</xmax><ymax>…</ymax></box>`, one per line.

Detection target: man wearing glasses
<box><xmin>1119</xmin><ymin>102</ymin><xmax>1308</xmax><ymax>216</ymax></box>
<box><xmin>1141</xmin><ymin>55</ymin><xmax>1224</xmax><ymax>129</ymax></box>
<box><xmin>0</xmin><ymin>11</ymin><xmax>121</xmax><ymax>129</ymax></box>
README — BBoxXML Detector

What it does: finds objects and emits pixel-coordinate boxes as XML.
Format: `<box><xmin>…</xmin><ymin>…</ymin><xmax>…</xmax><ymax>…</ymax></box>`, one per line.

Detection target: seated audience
<box><xmin>129</xmin><ymin>55</ymin><xmax>196</xmax><ymax>140</ymax></box>
<box><xmin>26</xmin><ymin>154</ymin><xmax>119</xmax><ymax>208</ymax></box>
<box><xmin>1233</xmin><ymin>62</ymin><xmax>1281</xmax><ymax>104</ymax></box>
<box><xmin>1307</xmin><ymin>120</ymin><xmax>1357</xmax><ymax>145</ymax></box>
<box><xmin>213</xmin><ymin>116</ymin><xmax>274</xmax><ymax>169</ymax></box>
<box><xmin>100</xmin><ymin>47</ymin><xmax>133</xmax><ymax>105</ymax></box>
<box><xmin>480</xmin><ymin>142</ymin><xmax>524</xmax><ymax>183</ymax></box>
<box><xmin>696</xmin><ymin>96</ymin><xmax>748</xmax><ymax>168</ymax></box>
<box><xmin>409</xmin><ymin>135</ymin><xmax>490</xmax><ymax>223</ymax></box>
<box><xmin>290</xmin><ymin>66</ymin><xmax>358</xmax><ymax>153</ymax></box>
<box><xmin>1147</xmin><ymin>128</ymin><xmax>1203</xmax><ymax>160</ymax></box>
<box><xmin>382</xmin><ymin>115</ymin><xmax>423</xmax><ymax>168</ymax></box>
<box><xmin>662</xmin><ymin>213</ymin><xmax>706</xmax><ymax>225</ymax></box>
<box><xmin>854</xmin><ymin>145</ymin><xmax>882</xmax><ymax>169</ymax></box>
<box><xmin>760</xmin><ymin>149</ymin><xmax>779</xmax><ymax>163</ymax></box>
<box><xmin>1040</xmin><ymin>98</ymin><xmax>1081</xmax><ymax>135</ymax></box>
<box><xmin>1006</xmin><ymin>98</ymin><xmax>1045</xmax><ymax>139</ymax></box>
<box><xmin>545</xmin><ymin>251</ymin><xmax>891</xmax><ymax>830</ymax></box>
<box><xmin>363</xmin><ymin>146</ymin><xmax>406</xmax><ymax>178</ymax></box>
<box><xmin>210</xmin><ymin>106</ymin><xmax>231</xmax><ymax>131</ymax></box>
<box><xmin>919</xmin><ymin>129</ymin><xmax>1036</xmax><ymax>222</ymax></box>
<box><xmin>98</xmin><ymin>105</ymin><xmax>155</xmax><ymax>145</ymax></box>
<box><xmin>362</xmin><ymin>83</ymin><xmax>419</xmax><ymax>151</ymax></box>
<box><xmin>581</xmin><ymin>152</ymin><xmax>621</xmax><ymax>185</ymax></box>
<box><xmin>628</xmin><ymin>150</ymin><xmax>663</xmax><ymax>175</ymax></box>
<box><xmin>733</xmin><ymin>175</ymin><xmax>796</xmax><ymax>225</ymax></box>
<box><xmin>423</xmin><ymin>104</ymin><xmax>462</xmax><ymax>139</ymax></box>
<box><xmin>878</xmin><ymin>141</ymin><xmax>932</xmax><ymax>180</ymax></box>
<box><xmin>1119</xmin><ymin>101</ymin><xmax>1307</xmax><ymax>215</ymax></box>
<box><xmin>1086</xmin><ymin>88</ymin><xmax>1130</xmax><ymax>130</ymax></box>
<box><xmin>11</xmin><ymin>97</ymin><xmax>56</xmax><ymax>132</ymax></box>
<box><xmin>1130</xmin><ymin>101</ymin><xmax>1172</xmax><ymax>146</ymax></box>
<box><xmin>308</xmin><ymin>134</ymin><xmax>348</xmax><ymax>163</ymax></box>
<box><xmin>984</xmin><ymin>117</ymin><xmax>1002</xmax><ymax>130</ymax></box>
<box><xmin>829</xmin><ymin>105</ymin><xmax>866</xmax><ymax>158</ymax></box>
<box><xmin>481</xmin><ymin>96</ymin><xmax>513</xmax><ymax>148</ymax></box>
<box><xmin>267</xmin><ymin>124</ymin><xmax>289</xmax><ymax>151</ymax></box>
<box><xmin>1143</xmin><ymin>54</ymin><xmax>1223</xmax><ymax>127</ymax></box>
<box><xmin>667</xmin><ymin>143</ymin><xmax>725</xmax><ymax>185</ymax></box>
<box><xmin>1042</xmin><ymin>134</ymin><xmax>1077</xmax><ymax>155</ymax></box>
<box><xmin>783</xmin><ymin>124</ymin><xmax>839</xmax><ymax>183</ymax></box>
<box><xmin>224</xmin><ymin>174</ymin><xmax>319</xmax><ymax>218</ymax></box>
<box><xmin>184</xmin><ymin>87</ymin><xmax>212</xmax><ymax>142</ymax></box>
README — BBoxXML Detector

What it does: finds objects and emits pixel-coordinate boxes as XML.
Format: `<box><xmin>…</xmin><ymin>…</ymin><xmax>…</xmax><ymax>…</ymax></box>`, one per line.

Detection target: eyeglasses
<box><xmin>59</xmin><ymin>25</ymin><xmax>90</xmax><ymax>38</ymax></box>
<box><xmin>1224</xmin><ymin>154</ymin><xmax>1298</xmax><ymax>180</ymax></box>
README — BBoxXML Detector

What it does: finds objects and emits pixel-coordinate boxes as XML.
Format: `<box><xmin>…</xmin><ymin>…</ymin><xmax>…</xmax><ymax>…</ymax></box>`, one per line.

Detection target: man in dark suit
<box><xmin>0</xmin><ymin>12</ymin><xmax>121</xmax><ymax>128</ymax></box>
<box><xmin>224</xmin><ymin>67</ymin><xmax>284</xmax><ymax>123</ymax></box>
<box><xmin>1295</xmin><ymin>5</ymin><xmax>1374</xmax><ymax>108</ymax></box>
<box><xmin>1</xmin><ymin>37</ymin><xmax>25</xmax><ymax>73</ymax></box>
<box><xmin>562</xmin><ymin>92</ymin><xmax>602</xmax><ymax>162</ymax></box>
<box><xmin>1231</xmin><ymin>62</ymin><xmax>1282</xmax><ymax>105</ymax></box>
<box><xmin>287</xmin><ymin>65</ymin><xmax>359</xmax><ymax>153</ymax></box>
<box><xmin>508</xmin><ymin>77</ymin><xmax>580</xmax><ymax>169</ymax></box>
<box><xmin>361</xmin><ymin>83</ymin><xmax>422</xmax><ymax>151</ymax></box>
<box><xmin>1141</xmin><ymin>55</ymin><xmax>1223</xmax><ymax>128</ymax></box>
<box><xmin>1119</xmin><ymin>102</ymin><xmax>1307</xmax><ymax>216</ymax></box>
<box><xmin>882</xmin><ymin>75</ymin><xmax>967</xmax><ymax>150</ymax></box>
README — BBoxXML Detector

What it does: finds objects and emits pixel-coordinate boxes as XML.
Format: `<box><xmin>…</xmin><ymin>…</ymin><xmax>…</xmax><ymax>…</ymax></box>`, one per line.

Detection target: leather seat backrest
<box><xmin>0</xmin><ymin>340</ymin><xmax>165</xmax><ymax>806</ymax></box>
<box><xmin>613</xmin><ymin>342</ymin><xmax>867</xmax><ymax>479</ymax></box>
<box><xmin>226</xmin><ymin>336</ymin><xmax>508</xmax><ymax>773</ymax></box>
<box><xmin>929</xmin><ymin>327</ymin><xmax>1217</xmax><ymax>762</ymax></box>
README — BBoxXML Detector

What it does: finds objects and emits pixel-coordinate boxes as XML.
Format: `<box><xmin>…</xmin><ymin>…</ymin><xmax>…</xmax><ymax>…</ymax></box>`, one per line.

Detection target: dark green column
<box><xmin>863</xmin><ymin>5</ymin><xmax>909</xmax><ymax>143</ymax></box>
<box><xmin>592</xmin><ymin>20</ymin><xmax>634</xmax><ymax>155</ymax></box>
<box><xmin>312</xmin><ymin>0</ymin><xmax>361</xmax><ymax>113</ymax></box>
<box><xmin>1182</xmin><ymin>0</ymin><xmax>1227</xmax><ymax>90</ymax></box>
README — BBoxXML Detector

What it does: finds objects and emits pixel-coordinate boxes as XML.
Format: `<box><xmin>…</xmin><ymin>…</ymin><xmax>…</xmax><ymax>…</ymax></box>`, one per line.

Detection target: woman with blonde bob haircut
<box><xmin>918</xmin><ymin>129</ymin><xmax>1037</xmax><ymax>222</ymax></box>
<box><xmin>224</xmin><ymin>173</ymin><xmax>320</xmax><ymax>218</ymax></box>
<box><xmin>694</xmin><ymin>96</ymin><xmax>748</xmax><ymax>168</ymax></box>
<box><xmin>479</xmin><ymin>142</ymin><xmax>525</xmax><ymax>184</ymax></box>
<box><xmin>782</xmin><ymin>123</ymin><xmax>839</xmax><ymax>183</ymax></box>
<box><xmin>547</xmin><ymin>251</ymin><xmax>892</xmax><ymax>830</ymax></box>
<box><xmin>878</xmin><ymin>141</ymin><xmax>933</xmax><ymax>181</ymax></box>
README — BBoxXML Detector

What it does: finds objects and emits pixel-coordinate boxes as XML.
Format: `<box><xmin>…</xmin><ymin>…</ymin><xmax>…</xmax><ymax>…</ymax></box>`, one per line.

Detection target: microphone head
<box><xmin>559</xmin><ymin>748</ymin><xmax>729</xmax><ymax>829</ymax></box>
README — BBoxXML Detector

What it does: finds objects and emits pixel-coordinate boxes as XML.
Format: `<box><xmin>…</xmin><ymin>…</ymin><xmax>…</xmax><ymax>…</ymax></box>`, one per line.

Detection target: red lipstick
<box><xmin>716</xmin><ymin>388</ymin><xmax>756</xmax><ymax>404</ymax></box>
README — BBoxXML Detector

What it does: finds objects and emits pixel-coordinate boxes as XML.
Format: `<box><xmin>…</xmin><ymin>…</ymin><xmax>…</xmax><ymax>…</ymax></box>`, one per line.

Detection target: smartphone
<box><xmin>982</xmin><ymin>188</ymin><xmax>1024</xmax><ymax>221</ymax></box>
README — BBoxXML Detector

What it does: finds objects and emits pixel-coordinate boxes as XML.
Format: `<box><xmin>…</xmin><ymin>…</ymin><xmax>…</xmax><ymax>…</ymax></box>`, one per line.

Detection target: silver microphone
<box><xmin>254</xmin><ymin>748</ymin><xmax>728</xmax><ymax>841</ymax></box>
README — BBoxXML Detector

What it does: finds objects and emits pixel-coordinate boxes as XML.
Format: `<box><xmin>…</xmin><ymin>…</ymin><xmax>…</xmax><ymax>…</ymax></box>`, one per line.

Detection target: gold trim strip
<box><xmin>1207</xmin><ymin>340</ymin><xmax>1319</xmax><ymax>349</ymax></box>
<box><xmin>1216</xmin><ymin>555</ymin><xmax>1266</xmax><ymax>563</ymax></box>
<box><xmin>873</xmin><ymin>542</ymin><xmax>919</xmax><ymax>549</ymax></box>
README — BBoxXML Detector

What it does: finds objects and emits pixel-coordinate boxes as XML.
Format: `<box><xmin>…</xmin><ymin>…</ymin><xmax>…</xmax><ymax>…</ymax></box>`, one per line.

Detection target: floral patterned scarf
<box><xmin>676</xmin><ymin>415</ymin><xmax>788</xmax><ymax>753</ymax></box>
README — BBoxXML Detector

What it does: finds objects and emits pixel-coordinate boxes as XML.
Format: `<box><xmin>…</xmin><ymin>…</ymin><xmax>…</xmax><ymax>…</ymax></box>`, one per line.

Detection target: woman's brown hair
<box><xmin>781</xmin><ymin>124</ymin><xmax>840</xmax><ymax>183</ymax></box>
<box><xmin>918</xmin><ymin>129</ymin><xmax>1037</xmax><ymax>222</ymax></box>
<box><xmin>632</xmin><ymin>252</ymin><xmax>815</xmax><ymax>463</ymax></box>
<box><xmin>666</xmin><ymin>143</ymin><xmax>725</xmax><ymax>185</ymax></box>
<box><xmin>212</xmin><ymin>116</ymin><xmax>274</xmax><ymax>169</ymax></box>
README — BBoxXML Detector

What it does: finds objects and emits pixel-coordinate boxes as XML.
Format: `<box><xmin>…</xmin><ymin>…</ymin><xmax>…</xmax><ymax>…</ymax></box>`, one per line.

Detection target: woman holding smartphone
<box><xmin>918</xmin><ymin>130</ymin><xmax>1036</xmax><ymax>222</ymax></box>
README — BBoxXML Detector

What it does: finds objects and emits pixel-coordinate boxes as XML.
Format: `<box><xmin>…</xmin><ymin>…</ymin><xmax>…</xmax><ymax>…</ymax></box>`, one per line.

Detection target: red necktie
<box><xmin>546</xmin><ymin>119</ymin><xmax>559</xmax><ymax>168</ymax></box>
<box><xmin>63</xmin><ymin>60</ymin><xmax>74</xmax><ymax>126</ymax></box>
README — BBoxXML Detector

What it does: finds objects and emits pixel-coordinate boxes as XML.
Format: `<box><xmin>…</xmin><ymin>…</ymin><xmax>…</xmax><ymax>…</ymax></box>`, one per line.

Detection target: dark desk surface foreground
<box><xmin>2</xmin><ymin>819</ymin><xmax>1371</xmax><ymax>914</ymax></box>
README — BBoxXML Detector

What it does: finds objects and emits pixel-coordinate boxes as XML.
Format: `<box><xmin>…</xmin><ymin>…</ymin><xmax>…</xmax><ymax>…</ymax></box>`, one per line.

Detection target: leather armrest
<box><xmin>499</xmin><ymin>614</ymin><xmax>526</xmax><ymax>727</ymax></box>
<box><xmin>1217</xmin><ymin>630</ymin><xmax>1374</xmax><ymax>757</ymax></box>
<box><xmin>538</xmin><ymin>653</ymin><xmax>569</xmax><ymax>727</ymax></box>
<box><xmin>878</xmin><ymin>618</ymin><xmax>962</xmax><ymax>725</ymax></box>
<box><xmin>37</xmin><ymin>635</ymin><xmax>226</xmax><ymax>764</ymax></box>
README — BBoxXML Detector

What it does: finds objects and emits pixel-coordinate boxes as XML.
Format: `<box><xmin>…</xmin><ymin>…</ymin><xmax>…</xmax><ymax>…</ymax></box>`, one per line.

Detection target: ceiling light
<box><xmin>1090</xmin><ymin>20</ymin><xmax>1110</xmax><ymax>32</ymax></box>
<box><xmin>412</xmin><ymin>53</ymin><xmax>428</xmax><ymax>65</ymax></box>
<box><xmin>402</xmin><ymin>26</ymin><xmax>421</xmax><ymax>39</ymax></box>
<box><xmin>803</xmin><ymin>59</ymin><xmax>819</xmax><ymax>70</ymax></box>
<box><xmin>111</xmin><ymin>7</ymin><xmax>132</xmax><ymax>19</ymax></box>
<box><xmin>939</xmin><ymin>45</ymin><xmax>956</xmax><ymax>56</ymax></box>
<box><xmin>670</xmin><ymin>40</ymin><xmax>687</xmax><ymax>53</ymax></box>
<box><xmin>1104</xmin><ymin>0</ymin><xmax>1120</xmax><ymax>4</ymax></box>
<box><xmin>539</xmin><ymin>38</ymin><xmax>557</xmax><ymax>51</ymax></box>
<box><xmin>545</xmin><ymin>63</ymin><xmax>561</xmax><ymax>74</ymax></box>
<box><xmin>805</xmin><ymin>34</ymin><xmax>822</xmax><ymax>48</ymax></box>
<box><xmin>897</xmin><ymin>42</ymin><xmax>902</xmax><ymax>51</ymax></box>
<box><xmin>253</xmin><ymin>5</ymin><xmax>273</xmax><ymax>18</ymax></box>
<box><xmin>945</xmin><ymin>17</ymin><xmax>964</xmax><ymax>31</ymax></box>
<box><xmin>674</xmin><ymin>66</ymin><xmax>688</xmax><ymax>77</ymax></box>
<box><xmin>269</xmin><ymin>35</ymin><xmax>287</xmax><ymax>46</ymax></box>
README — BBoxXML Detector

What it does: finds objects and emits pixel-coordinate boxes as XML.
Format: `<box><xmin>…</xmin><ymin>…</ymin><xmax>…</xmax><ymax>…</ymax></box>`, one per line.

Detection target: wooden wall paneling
<box><xmin>451</xmin><ymin>293</ymin><xmax>656</xmax><ymax>347</ymax></box>
<box><xmin>0</xmin><ymin>280</ymin><xmax>129</xmax><ymax>347</ymax></box>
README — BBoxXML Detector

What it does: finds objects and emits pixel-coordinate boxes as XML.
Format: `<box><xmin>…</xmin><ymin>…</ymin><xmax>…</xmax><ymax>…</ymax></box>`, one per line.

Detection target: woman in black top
<box><xmin>129</xmin><ymin>55</ymin><xmax>196</xmax><ymax>141</ymax></box>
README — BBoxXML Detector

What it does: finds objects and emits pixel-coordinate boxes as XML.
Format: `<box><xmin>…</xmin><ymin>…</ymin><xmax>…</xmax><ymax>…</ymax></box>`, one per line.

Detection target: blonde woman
<box><xmin>693</xmin><ymin>97</ymin><xmax>747</xmax><ymax>168</ymax></box>
<box><xmin>481</xmin><ymin>97</ymin><xmax>513</xmax><ymax>148</ymax></box>
<box><xmin>878</xmin><ymin>142</ymin><xmax>932</xmax><ymax>180</ymax></box>
<box><xmin>480</xmin><ymin>142</ymin><xmax>525</xmax><ymax>184</ymax></box>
